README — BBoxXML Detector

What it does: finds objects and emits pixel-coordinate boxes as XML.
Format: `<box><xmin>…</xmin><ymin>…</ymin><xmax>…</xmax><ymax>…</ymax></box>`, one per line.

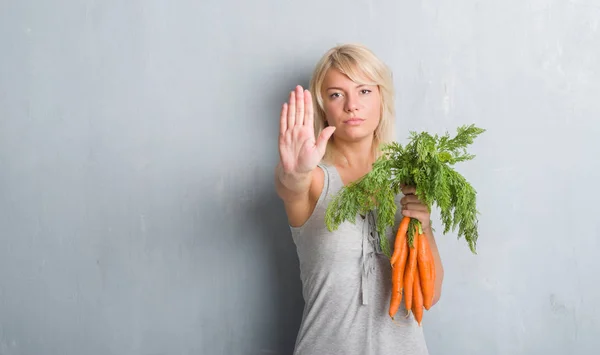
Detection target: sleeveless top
<box><xmin>290</xmin><ymin>164</ymin><xmax>429</xmax><ymax>355</ymax></box>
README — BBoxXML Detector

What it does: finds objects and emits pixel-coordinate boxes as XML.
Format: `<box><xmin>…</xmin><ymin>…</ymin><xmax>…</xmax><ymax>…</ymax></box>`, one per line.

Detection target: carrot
<box><xmin>388</xmin><ymin>256</ymin><xmax>402</xmax><ymax>318</ymax></box>
<box><xmin>390</xmin><ymin>216</ymin><xmax>410</xmax><ymax>267</ymax></box>
<box><xmin>388</xmin><ymin>233</ymin><xmax>409</xmax><ymax>318</ymax></box>
<box><xmin>403</xmin><ymin>228</ymin><xmax>419</xmax><ymax>312</ymax></box>
<box><xmin>412</xmin><ymin>266</ymin><xmax>424</xmax><ymax>326</ymax></box>
<box><xmin>417</xmin><ymin>231</ymin><xmax>436</xmax><ymax>310</ymax></box>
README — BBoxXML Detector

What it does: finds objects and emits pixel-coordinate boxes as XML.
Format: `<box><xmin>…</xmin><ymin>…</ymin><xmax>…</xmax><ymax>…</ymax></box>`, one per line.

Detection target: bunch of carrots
<box><xmin>325</xmin><ymin>125</ymin><xmax>485</xmax><ymax>326</ymax></box>
<box><xmin>388</xmin><ymin>216</ymin><xmax>436</xmax><ymax>326</ymax></box>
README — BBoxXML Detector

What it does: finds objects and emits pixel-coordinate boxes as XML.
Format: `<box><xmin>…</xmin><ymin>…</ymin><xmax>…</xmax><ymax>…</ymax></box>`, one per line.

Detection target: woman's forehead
<box><xmin>323</xmin><ymin>67</ymin><xmax>375</xmax><ymax>87</ymax></box>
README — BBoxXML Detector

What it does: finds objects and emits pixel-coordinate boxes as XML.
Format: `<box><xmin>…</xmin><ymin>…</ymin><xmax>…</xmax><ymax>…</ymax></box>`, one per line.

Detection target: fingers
<box><xmin>401</xmin><ymin>185</ymin><xmax>416</xmax><ymax>195</ymax></box>
<box><xmin>316</xmin><ymin>126</ymin><xmax>336</xmax><ymax>155</ymax></box>
<box><xmin>287</xmin><ymin>90</ymin><xmax>296</xmax><ymax>128</ymax></box>
<box><xmin>304</xmin><ymin>89</ymin><xmax>314</xmax><ymax>128</ymax></box>
<box><xmin>400</xmin><ymin>194</ymin><xmax>422</xmax><ymax>205</ymax></box>
<box><xmin>401</xmin><ymin>203</ymin><xmax>430</xmax><ymax>225</ymax></box>
<box><xmin>400</xmin><ymin>192</ymin><xmax>431</xmax><ymax>228</ymax></box>
<box><xmin>401</xmin><ymin>193</ymin><xmax>428</xmax><ymax>212</ymax></box>
<box><xmin>401</xmin><ymin>208</ymin><xmax>431</xmax><ymax>228</ymax></box>
<box><xmin>402</xmin><ymin>203</ymin><xmax>429</xmax><ymax>213</ymax></box>
<box><xmin>296</xmin><ymin>86</ymin><xmax>305</xmax><ymax>126</ymax></box>
<box><xmin>400</xmin><ymin>195</ymin><xmax>428</xmax><ymax>212</ymax></box>
<box><xmin>280</xmin><ymin>103</ymin><xmax>288</xmax><ymax>136</ymax></box>
<box><xmin>283</xmin><ymin>85</ymin><xmax>313</xmax><ymax>130</ymax></box>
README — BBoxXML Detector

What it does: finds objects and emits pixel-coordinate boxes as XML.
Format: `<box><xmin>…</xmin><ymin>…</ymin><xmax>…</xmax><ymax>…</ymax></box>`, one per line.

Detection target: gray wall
<box><xmin>1</xmin><ymin>0</ymin><xmax>599</xmax><ymax>354</ymax></box>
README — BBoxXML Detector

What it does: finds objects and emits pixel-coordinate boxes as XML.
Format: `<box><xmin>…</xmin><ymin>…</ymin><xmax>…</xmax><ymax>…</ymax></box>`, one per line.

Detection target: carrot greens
<box><xmin>324</xmin><ymin>124</ymin><xmax>485</xmax><ymax>258</ymax></box>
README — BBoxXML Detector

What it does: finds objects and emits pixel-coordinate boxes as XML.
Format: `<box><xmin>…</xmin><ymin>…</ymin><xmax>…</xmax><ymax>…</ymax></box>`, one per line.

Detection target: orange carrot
<box><xmin>389</xmin><ymin>233</ymin><xmax>409</xmax><ymax>318</ymax></box>
<box><xmin>390</xmin><ymin>216</ymin><xmax>410</xmax><ymax>267</ymax></box>
<box><xmin>412</xmin><ymin>266</ymin><xmax>424</xmax><ymax>326</ymax></box>
<box><xmin>389</xmin><ymin>257</ymin><xmax>402</xmax><ymax>318</ymax></box>
<box><xmin>417</xmin><ymin>232</ymin><xmax>436</xmax><ymax>310</ymax></box>
<box><xmin>403</xmin><ymin>227</ymin><xmax>419</xmax><ymax>312</ymax></box>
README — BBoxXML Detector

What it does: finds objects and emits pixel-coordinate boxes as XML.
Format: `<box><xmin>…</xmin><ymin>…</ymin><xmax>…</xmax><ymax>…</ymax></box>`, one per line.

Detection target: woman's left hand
<box><xmin>400</xmin><ymin>185</ymin><xmax>431</xmax><ymax>231</ymax></box>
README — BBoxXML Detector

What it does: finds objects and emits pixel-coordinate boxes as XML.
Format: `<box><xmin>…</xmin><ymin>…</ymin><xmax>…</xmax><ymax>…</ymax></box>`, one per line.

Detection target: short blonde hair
<box><xmin>309</xmin><ymin>43</ymin><xmax>396</xmax><ymax>165</ymax></box>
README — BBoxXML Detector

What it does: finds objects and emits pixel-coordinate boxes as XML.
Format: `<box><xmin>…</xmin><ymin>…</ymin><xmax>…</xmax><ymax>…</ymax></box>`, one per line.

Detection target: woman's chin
<box><xmin>334</xmin><ymin>129</ymin><xmax>376</xmax><ymax>143</ymax></box>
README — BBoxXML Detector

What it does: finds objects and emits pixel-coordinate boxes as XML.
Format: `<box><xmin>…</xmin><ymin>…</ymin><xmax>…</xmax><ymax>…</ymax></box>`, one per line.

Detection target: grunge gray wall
<box><xmin>1</xmin><ymin>0</ymin><xmax>599</xmax><ymax>354</ymax></box>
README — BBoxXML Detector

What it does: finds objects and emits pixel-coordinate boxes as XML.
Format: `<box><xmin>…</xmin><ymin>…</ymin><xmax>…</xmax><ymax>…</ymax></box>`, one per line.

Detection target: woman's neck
<box><xmin>332</xmin><ymin>138</ymin><xmax>376</xmax><ymax>172</ymax></box>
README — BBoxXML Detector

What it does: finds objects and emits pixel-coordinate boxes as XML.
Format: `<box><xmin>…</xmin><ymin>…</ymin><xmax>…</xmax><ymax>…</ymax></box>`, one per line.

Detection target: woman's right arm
<box><xmin>275</xmin><ymin>85</ymin><xmax>335</xmax><ymax>227</ymax></box>
<box><xmin>274</xmin><ymin>162</ymin><xmax>320</xmax><ymax>227</ymax></box>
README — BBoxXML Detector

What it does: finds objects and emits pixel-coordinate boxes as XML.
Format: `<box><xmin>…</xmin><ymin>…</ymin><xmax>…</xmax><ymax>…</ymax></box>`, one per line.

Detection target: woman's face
<box><xmin>320</xmin><ymin>68</ymin><xmax>381</xmax><ymax>144</ymax></box>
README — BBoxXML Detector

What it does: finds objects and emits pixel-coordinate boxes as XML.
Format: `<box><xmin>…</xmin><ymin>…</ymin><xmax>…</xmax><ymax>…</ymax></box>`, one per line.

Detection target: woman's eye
<box><xmin>329</xmin><ymin>93</ymin><xmax>341</xmax><ymax>98</ymax></box>
<box><xmin>361</xmin><ymin>89</ymin><xmax>371</xmax><ymax>94</ymax></box>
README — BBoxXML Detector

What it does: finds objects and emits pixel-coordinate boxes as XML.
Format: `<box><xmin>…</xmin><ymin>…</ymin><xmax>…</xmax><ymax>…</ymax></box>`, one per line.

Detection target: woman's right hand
<box><xmin>278</xmin><ymin>85</ymin><xmax>336</xmax><ymax>176</ymax></box>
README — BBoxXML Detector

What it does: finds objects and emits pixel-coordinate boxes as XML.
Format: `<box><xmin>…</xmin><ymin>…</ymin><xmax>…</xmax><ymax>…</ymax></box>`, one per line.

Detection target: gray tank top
<box><xmin>290</xmin><ymin>163</ymin><xmax>429</xmax><ymax>355</ymax></box>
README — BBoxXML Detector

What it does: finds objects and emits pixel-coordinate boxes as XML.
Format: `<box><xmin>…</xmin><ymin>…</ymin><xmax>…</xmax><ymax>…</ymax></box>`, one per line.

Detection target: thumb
<box><xmin>316</xmin><ymin>126</ymin><xmax>336</xmax><ymax>155</ymax></box>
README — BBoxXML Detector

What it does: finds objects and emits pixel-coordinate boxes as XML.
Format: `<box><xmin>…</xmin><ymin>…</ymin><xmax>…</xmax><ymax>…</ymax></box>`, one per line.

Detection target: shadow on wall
<box><xmin>243</xmin><ymin>73</ymin><xmax>315</xmax><ymax>354</ymax></box>
<box><xmin>248</xmin><ymin>188</ymin><xmax>305</xmax><ymax>354</ymax></box>
<box><xmin>218</xmin><ymin>68</ymin><xmax>317</xmax><ymax>353</ymax></box>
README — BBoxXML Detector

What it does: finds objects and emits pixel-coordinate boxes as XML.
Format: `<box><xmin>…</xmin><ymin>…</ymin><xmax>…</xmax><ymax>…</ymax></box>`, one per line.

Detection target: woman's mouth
<box><xmin>344</xmin><ymin>118</ymin><xmax>365</xmax><ymax>125</ymax></box>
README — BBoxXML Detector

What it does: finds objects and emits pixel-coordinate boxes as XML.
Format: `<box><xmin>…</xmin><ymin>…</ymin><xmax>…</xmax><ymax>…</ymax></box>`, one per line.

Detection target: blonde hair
<box><xmin>309</xmin><ymin>43</ymin><xmax>396</xmax><ymax>165</ymax></box>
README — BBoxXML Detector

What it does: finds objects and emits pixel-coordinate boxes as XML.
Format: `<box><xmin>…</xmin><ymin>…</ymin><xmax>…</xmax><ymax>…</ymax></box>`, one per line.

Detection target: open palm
<box><xmin>279</xmin><ymin>86</ymin><xmax>336</xmax><ymax>175</ymax></box>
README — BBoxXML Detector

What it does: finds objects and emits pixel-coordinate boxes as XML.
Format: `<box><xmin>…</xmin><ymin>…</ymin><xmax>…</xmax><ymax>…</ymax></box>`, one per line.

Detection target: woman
<box><xmin>275</xmin><ymin>43</ymin><xmax>444</xmax><ymax>355</ymax></box>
